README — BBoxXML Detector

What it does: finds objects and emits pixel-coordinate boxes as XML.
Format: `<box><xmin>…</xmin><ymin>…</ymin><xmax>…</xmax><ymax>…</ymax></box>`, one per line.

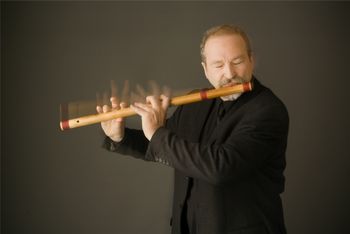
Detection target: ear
<box><xmin>201</xmin><ymin>61</ymin><xmax>209</xmax><ymax>79</ymax></box>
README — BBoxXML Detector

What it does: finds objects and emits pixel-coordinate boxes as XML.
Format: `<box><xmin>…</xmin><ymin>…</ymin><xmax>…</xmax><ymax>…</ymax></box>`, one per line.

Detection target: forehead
<box><xmin>204</xmin><ymin>34</ymin><xmax>248</xmax><ymax>60</ymax></box>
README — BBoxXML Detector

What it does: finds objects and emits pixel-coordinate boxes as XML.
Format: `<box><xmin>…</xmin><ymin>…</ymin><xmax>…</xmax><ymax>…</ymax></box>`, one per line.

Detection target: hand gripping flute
<box><xmin>60</xmin><ymin>82</ymin><xmax>253</xmax><ymax>131</ymax></box>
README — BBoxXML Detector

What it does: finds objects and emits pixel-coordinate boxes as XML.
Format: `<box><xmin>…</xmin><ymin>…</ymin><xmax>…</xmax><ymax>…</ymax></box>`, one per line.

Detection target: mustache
<box><xmin>219</xmin><ymin>77</ymin><xmax>245</xmax><ymax>86</ymax></box>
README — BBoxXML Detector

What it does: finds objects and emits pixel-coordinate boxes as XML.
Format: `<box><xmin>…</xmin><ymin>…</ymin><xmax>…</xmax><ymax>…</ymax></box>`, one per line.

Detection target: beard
<box><xmin>221</xmin><ymin>93</ymin><xmax>241</xmax><ymax>101</ymax></box>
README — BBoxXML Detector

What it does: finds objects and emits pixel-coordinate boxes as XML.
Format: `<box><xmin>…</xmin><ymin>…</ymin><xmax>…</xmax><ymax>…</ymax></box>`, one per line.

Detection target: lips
<box><xmin>222</xmin><ymin>82</ymin><xmax>238</xmax><ymax>88</ymax></box>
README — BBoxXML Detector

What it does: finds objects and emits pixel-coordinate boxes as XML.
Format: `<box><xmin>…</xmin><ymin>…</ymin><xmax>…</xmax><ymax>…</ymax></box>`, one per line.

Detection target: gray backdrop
<box><xmin>2</xmin><ymin>1</ymin><xmax>349</xmax><ymax>234</ymax></box>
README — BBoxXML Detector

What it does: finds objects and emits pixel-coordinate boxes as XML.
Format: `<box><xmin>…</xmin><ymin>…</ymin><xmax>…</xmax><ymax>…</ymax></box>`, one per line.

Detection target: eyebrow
<box><xmin>232</xmin><ymin>55</ymin><xmax>244</xmax><ymax>61</ymax></box>
<box><xmin>211</xmin><ymin>61</ymin><xmax>224</xmax><ymax>65</ymax></box>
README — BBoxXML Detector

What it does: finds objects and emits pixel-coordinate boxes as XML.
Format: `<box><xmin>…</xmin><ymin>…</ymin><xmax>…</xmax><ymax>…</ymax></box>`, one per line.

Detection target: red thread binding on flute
<box><xmin>200</xmin><ymin>90</ymin><xmax>208</xmax><ymax>100</ymax></box>
<box><xmin>243</xmin><ymin>82</ymin><xmax>252</xmax><ymax>92</ymax></box>
<box><xmin>61</xmin><ymin>120</ymin><xmax>70</xmax><ymax>130</ymax></box>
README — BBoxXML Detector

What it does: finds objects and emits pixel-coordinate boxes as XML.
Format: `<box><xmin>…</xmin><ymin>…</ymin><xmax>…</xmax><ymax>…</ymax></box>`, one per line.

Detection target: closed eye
<box><xmin>232</xmin><ymin>57</ymin><xmax>244</xmax><ymax>65</ymax></box>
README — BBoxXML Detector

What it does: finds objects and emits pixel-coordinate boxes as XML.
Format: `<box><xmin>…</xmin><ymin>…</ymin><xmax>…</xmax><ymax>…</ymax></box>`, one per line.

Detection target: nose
<box><xmin>223</xmin><ymin>63</ymin><xmax>236</xmax><ymax>79</ymax></box>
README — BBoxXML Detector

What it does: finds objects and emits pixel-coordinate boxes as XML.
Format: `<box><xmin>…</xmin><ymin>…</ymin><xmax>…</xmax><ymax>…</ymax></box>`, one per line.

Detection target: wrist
<box><xmin>146</xmin><ymin>126</ymin><xmax>161</xmax><ymax>141</ymax></box>
<box><xmin>109</xmin><ymin>134</ymin><xmax>124</xmax><ymax>143</ymax></box>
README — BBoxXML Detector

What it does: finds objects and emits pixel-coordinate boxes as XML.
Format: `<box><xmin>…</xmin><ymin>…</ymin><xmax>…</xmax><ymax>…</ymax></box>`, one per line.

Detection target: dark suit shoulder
<box><xmin>249</xmin><ymin>79</ymin><xmax>288</xmax><ymax>115</ymax></box>
<box><xmin>255</xmin><ymin>86</ymin><xmax>289</xmax><ymax>118</ymax></box>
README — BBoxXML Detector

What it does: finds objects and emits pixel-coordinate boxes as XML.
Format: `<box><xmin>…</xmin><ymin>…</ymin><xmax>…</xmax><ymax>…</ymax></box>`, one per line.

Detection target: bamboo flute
<box><xmin>60</xmin><ymin>82</ymin><xmax>253</xmax><ymax>131</ymax></box>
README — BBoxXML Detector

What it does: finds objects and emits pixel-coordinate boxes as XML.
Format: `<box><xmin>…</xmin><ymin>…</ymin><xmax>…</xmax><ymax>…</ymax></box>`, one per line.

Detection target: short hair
<box><xmin>200</xmin><ymin>24</ymin><xmax>252</xmax><ymax>62</ymax></box>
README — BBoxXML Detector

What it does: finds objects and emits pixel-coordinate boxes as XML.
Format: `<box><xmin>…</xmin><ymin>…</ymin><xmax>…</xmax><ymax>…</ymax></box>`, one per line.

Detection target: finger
<box><xmin>121</xmin><ymin>80</ymin><xmax>130</xmax><ymax>106</ymax></box>
<box><xmin>133</xmin><ymin>102</ymin><xmax>153</xmax><ymax>112</ymax></box>
<box><xmin>148</xmin><ymin>80</ymin><xmax>160</xmax><ymax>97</ymax></box>
<box><xmin>130</xmin><ymin>104</ymin><xmax>149</xmax><ymax>117</ymax></box>
<box><xmin>130</xmin><ymin>91</ymin><xmax>143</xmax><ymax>103</ymax></box>
<box><xmin>160</xmin><ymin>94</ymin><xmax>170</xmax><ymax>110</ymax></box>
<box><xmin>96</xmin><ymin>92</ymin><xmax>103</xmax><ymax>107</ymax></box>
<box><xmin>120</xmin><ymin>102</ymin><xmax>128</xmax><ymax>109</ymax></box>
<box><xmin>136</xmin><ymin>84</ymin><xmax>146</xmax><ymax>100</ymax></box>
<box><xmin>103</xmin><ymin>92</ymin><xmax>109</xmax><ymax>106</ymax></box>
<box><xmin>162</xmin><ymin>85</ymin><xmax>172</xmax><ymax>98</ymax></box>
<box><xmin>146</xmin><ymin>95</ymin><xmax>161</xmax><ymax>109</ymax></box>
<box><xmin>110</xmin><ymin>96</ymin><xmax>120</xmax><ymax>109</ymax></box>
<box><xmin>111</xmin><ymin>80</ymin><xmax>118</xmax><ymax>98</ymax></box>
<box><xmin>96</xmin><ymin>106</ymin><xmax>103</xmax><ymax>114</ymax></box>
<box><xmin>102</xmin><ymin>104</ymin><xmax>111</xmax><ymax>113</ymax></box>
<box><xmin>115</xmin><ymin>102</ymin><xmax>128</xmax><ymax>122</ymax></box>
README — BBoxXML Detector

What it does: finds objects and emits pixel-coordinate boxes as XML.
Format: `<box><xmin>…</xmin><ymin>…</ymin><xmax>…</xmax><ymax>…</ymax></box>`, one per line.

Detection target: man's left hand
<box><xmin>130</xmin><ymin>94</ymin><xmax>170</xmax><ymax>140</ymax></box>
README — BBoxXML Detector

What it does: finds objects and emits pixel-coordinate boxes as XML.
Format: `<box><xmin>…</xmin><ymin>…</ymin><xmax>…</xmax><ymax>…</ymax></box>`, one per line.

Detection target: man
<box><xmin>97</xmin><ymin>24</ymin><xmax>289</xmax><ymax>234</ymax></box>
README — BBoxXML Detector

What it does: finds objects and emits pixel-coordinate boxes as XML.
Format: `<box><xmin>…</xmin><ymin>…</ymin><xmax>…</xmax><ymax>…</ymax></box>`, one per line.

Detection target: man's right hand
<box><xmin>96</xmin><ymin>97</ymin><xmax>127</xmax><ymax>142</ymax></box>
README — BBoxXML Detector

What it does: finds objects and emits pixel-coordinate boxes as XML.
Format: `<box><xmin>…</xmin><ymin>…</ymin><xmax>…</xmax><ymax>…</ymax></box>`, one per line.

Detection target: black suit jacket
<box><xmin>104</xmin><ymin>78</ymin><xmax>289</xmax><ymax>234</ymax></box>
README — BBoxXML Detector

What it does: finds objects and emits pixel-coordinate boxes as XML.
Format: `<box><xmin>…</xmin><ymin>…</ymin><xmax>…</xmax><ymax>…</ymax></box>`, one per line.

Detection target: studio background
<box><xmin>1</xmin><ymin>2</ymin><xmax>349</xmax><ymax>234</ymax></box>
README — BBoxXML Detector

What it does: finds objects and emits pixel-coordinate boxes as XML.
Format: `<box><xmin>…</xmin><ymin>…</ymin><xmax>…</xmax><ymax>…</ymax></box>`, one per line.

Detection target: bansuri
<box><xmin>60</xmin><ymin>82</ymin><xmax>253</xmax><ymax>131</ymax></box>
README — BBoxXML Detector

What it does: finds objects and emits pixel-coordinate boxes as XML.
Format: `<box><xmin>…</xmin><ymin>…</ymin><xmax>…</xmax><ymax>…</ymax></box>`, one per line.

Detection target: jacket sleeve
<box><xmin>101</xmin><ymin>105</ymin><xmax>185</xmax><ymax>161</ymax></box>
<box><xmin>145</xmin><ymin>103</ymin><xmax>289</xmax><ymax>185</ymax></box>
<box><xmin>102</xmin><ymin>128</ymin><xmax>149</xmax><ymax>160</ymax></box>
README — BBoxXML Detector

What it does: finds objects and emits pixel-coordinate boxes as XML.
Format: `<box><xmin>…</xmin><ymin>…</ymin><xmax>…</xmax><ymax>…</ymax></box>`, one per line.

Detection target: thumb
<box><xmin>160</xmin><ymin>94</ymin><xmax>170</xmax><ymax>110</ymax></box>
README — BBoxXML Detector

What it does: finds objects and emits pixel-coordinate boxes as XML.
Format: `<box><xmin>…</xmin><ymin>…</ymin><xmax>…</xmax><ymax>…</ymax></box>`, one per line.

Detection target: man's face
<box><xmin>201</xmin><ymin>34</ymin><xmax>254</xmax><ymax>100</ymax></box>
